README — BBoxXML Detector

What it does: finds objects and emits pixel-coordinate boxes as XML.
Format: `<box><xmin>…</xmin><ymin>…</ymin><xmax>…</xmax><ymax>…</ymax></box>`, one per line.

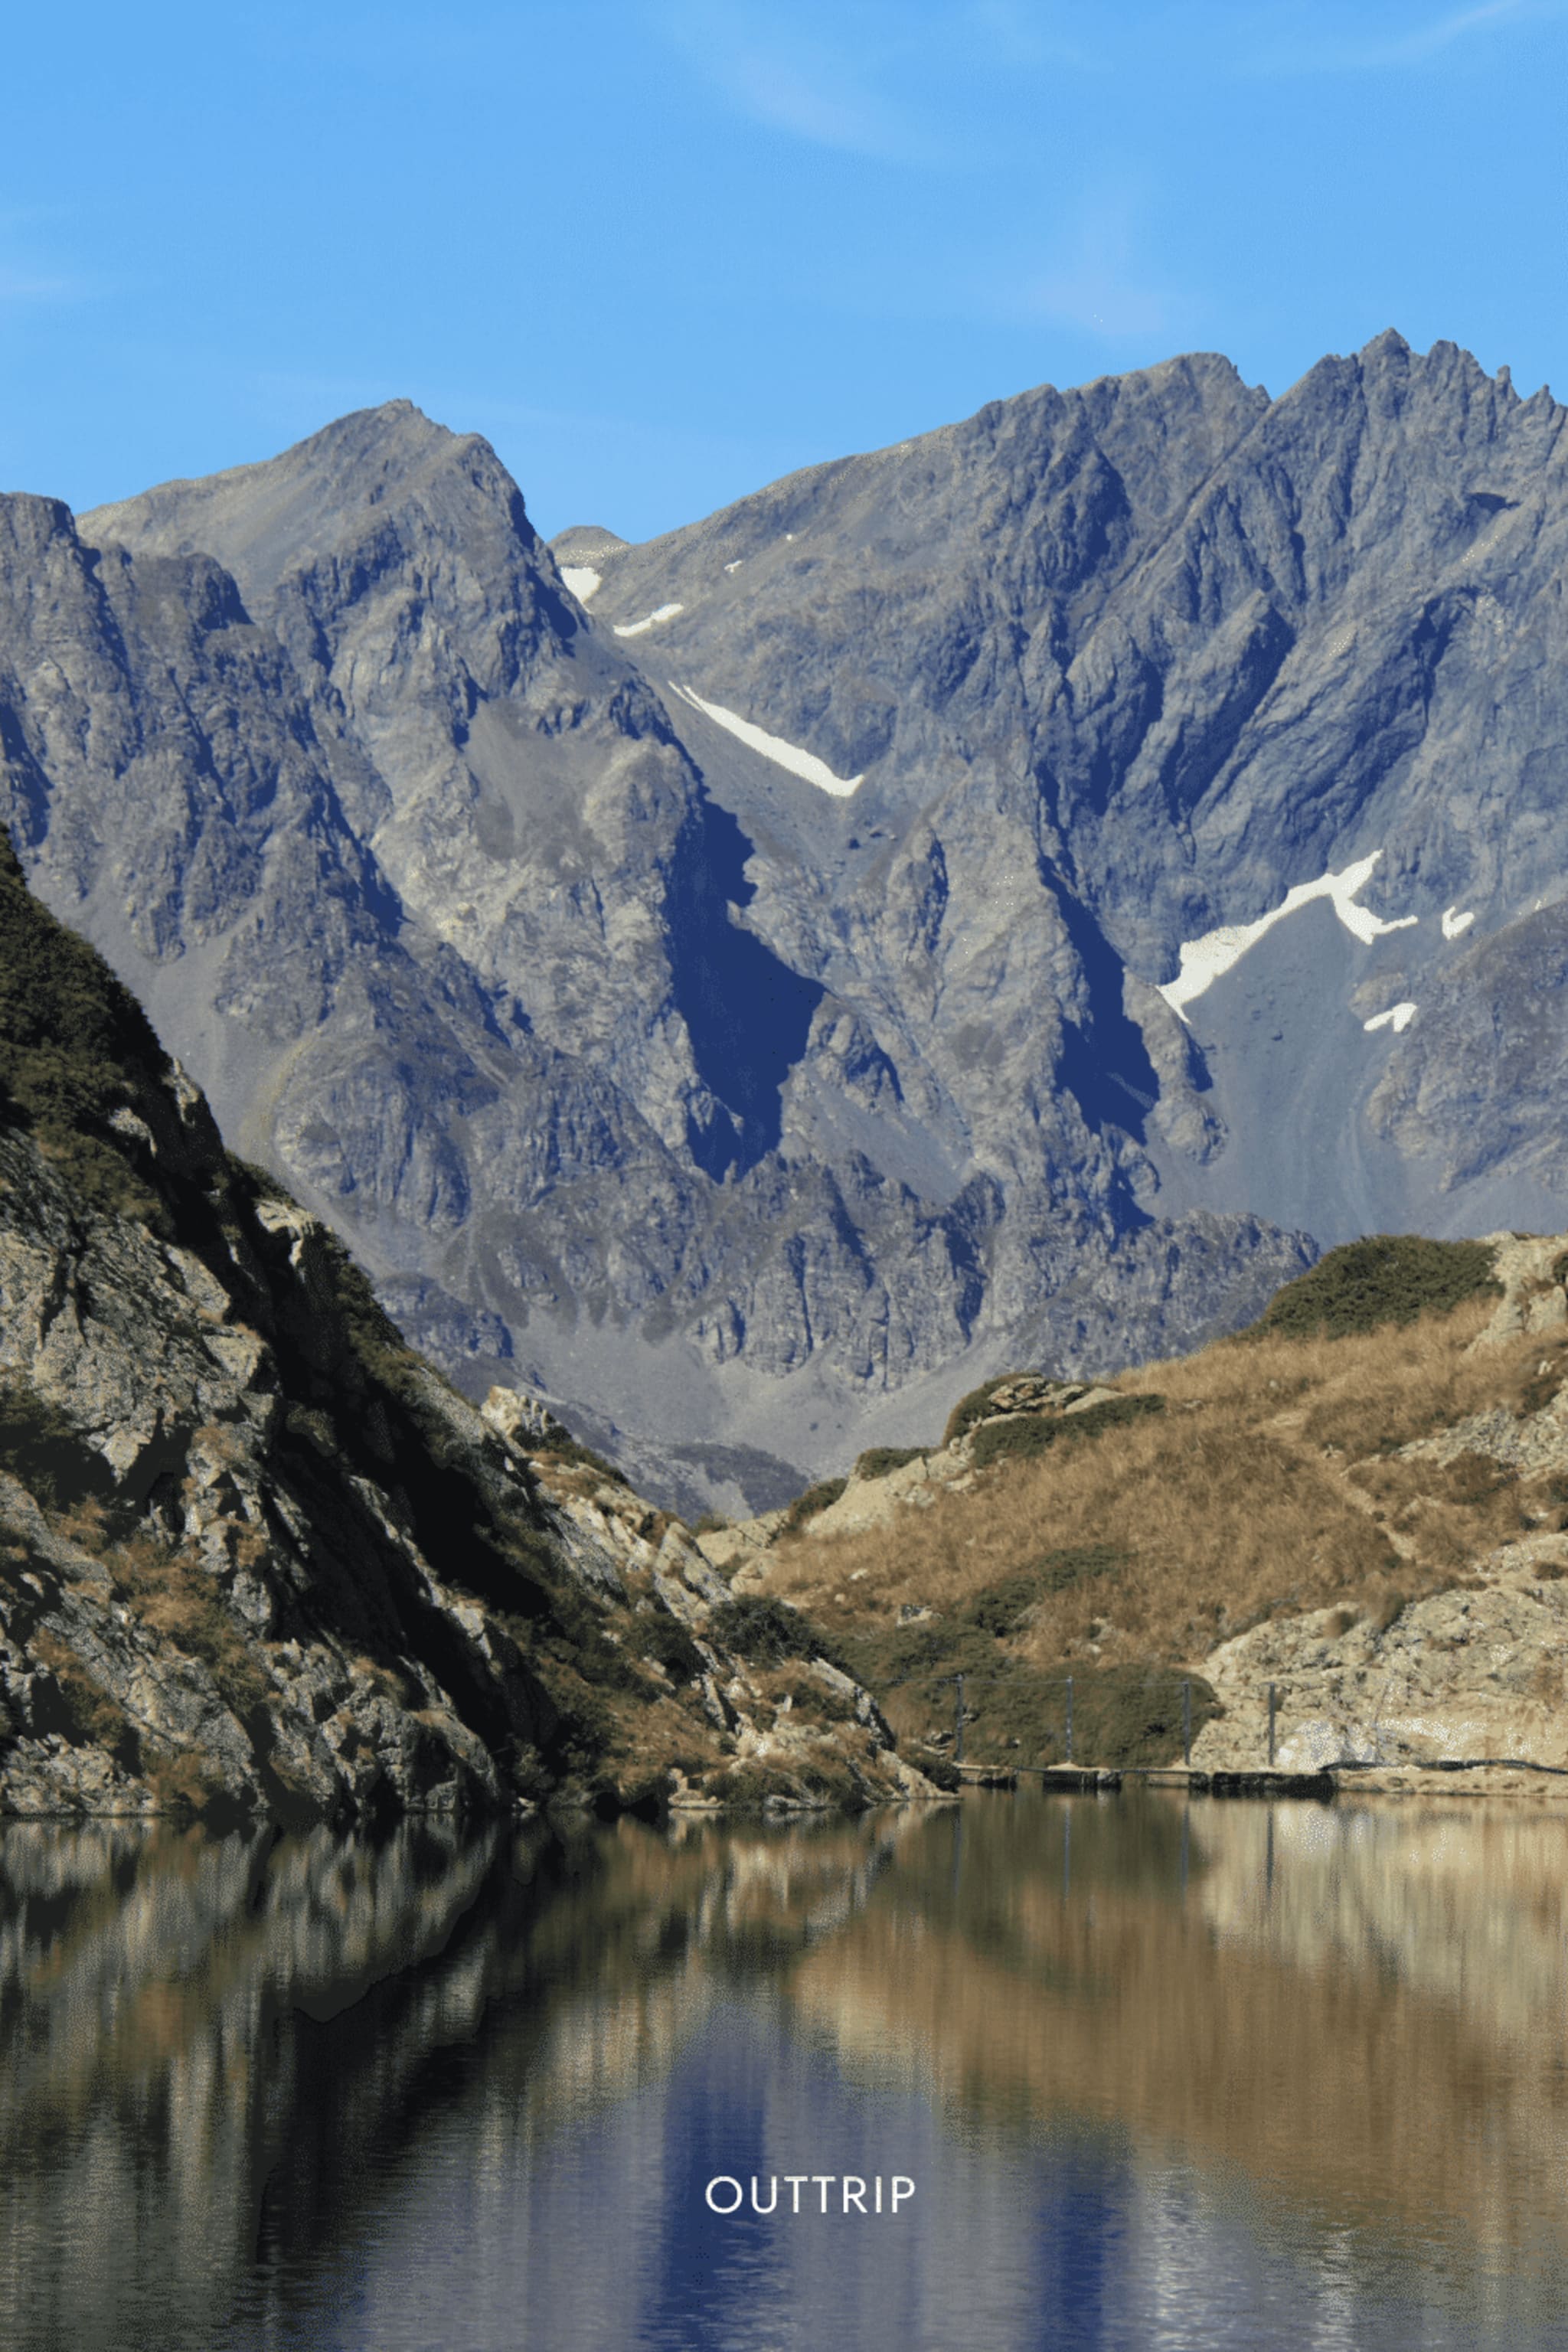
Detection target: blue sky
<box><xmin>2</xmin><ymin>1</ymin><xmax>1565</xmax><ymax>541</ymax></box>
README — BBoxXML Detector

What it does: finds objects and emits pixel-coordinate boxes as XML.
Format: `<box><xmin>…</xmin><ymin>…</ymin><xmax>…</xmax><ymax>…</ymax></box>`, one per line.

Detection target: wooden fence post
<box><xmin>1267</xmin><ymin>1682</ymin><xmax>1277</xmax><ymax>1768</ymax></box>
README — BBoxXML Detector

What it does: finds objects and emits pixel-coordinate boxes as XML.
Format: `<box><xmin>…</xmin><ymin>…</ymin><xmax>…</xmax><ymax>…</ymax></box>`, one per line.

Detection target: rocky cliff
<box><xmin>5</xmin><ymin>333</ymin><xmax>1563</xmax><ymax>1512</ymax></box>
<box><xmin>0</xmin><ymin>830</ymin><xmax>931</xmax><ymax>1819</ymax></box>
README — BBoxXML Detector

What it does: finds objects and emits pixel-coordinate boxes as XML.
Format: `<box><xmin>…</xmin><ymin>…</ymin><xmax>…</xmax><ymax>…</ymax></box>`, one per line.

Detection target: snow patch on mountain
<box><xmin>1442</xmin><ymin>906</ymin><xmax>1476</xmax><ymax>939</ymax></box>
<box><xmin>1364</xmin><ymin>1001</ymin><xmax>1417</xmax><ymax>1035</ymax></box>
<box><xmin>1158</xmin><ymin>853</ymin><xmax>1419</xmax><ymax>1021</ymax></box>
<box><xmin>670</xmin><ymin>684</ymin><xmax>864</xmax><ymax>797</ymax></box>
<box><xmin>560</xmin><ymin>566</ymin><xmax>601</xmax><ymax>603</ymax></box>
<box><xmin>614</xmin><ymin>603</ymin><xmax>684</xmax><ymax>637</ymax></box>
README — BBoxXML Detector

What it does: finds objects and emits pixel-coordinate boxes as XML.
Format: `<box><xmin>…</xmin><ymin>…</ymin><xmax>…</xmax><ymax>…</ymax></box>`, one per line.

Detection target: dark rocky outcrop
<box><xmin>0</xmin><ymin>831</ymin><xmax>930</xmax><ymax>1818</ymax></box>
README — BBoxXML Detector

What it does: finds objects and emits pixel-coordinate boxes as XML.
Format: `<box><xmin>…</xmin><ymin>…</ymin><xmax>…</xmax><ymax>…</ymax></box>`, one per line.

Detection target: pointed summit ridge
<box><xmin>80</xmin><ymin>397</ymin><xmax>528</xmax><ymax>606</ymax></box>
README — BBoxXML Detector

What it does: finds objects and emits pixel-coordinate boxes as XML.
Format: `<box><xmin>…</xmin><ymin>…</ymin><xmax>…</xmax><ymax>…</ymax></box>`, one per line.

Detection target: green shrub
<box><xmin>965</xmin><ymin>1545</ymin><xmax>1127</xmax><ymax>1635</ymax></box>
<box><xmin>831</xmin><ymin>1617</ymin><xmax>1001</xmax><ymax>1693</ymax></box>
<box><xmin>780</xmin><ymin>1477</ymin><xmax>848</xmax><ymax>1534</ymax></box>
<box><xmin>707</xmin><ymin>1596</ymin><xmax>839</xmax><ymax>1668</ymax></box>
<box><xmin>928</xmin><ymin>1663</ymin><xmax>1219</xmax><ymax>1772</ymax></box>
<box><xmin>1254</xmin><ymin>1236</ymin><xmax>1501</xmax><ymax>1341</ymax></box>
<box><xmin>773</xmin><ymin>1667</ymin><xmax>855</xmax><ymax>1726</ymax></box>
<box><xmin>941</xmin><ymin>1375</ymin><xmax>1023</xmax><ymax>1449</ymax></box>
<box><xmin>0</xmin><ymin>826</ymin><xmax>173</xmax><ymax>1230</ymax></box>
<box><xmin>967</xmin><ymin>1393</ymin><xmax>1162</xmax><ymax>1471</ymax></box>
<box><xmin>639</xmin><ymin>1610</ymin><xmax>706</xmax><ymax>1685</ymax></box>
<box><xmin>532</xmin><ymin>1436</ymin><xmax>631</xmax><ymax>1487</ymax></box>
<box><xmin>0</xmin><ymin>1383</ymin><xmax>116</xmax><ymax>1514</ymax></box>
<box><xmin>853</xmin><ymin>1446</ymin><xmax>926</xmax><ymax>1481</ymax></box>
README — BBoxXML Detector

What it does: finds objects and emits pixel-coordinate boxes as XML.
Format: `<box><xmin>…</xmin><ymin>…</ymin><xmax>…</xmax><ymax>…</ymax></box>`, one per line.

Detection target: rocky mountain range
<box><xmin>2</xmin><ymin>329</ymin><xmax>1563</xmax><ymax>1513</ymax></box>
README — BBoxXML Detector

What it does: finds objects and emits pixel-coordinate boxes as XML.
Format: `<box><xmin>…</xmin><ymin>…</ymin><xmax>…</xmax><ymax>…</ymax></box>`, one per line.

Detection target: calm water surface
<box><xmin>3</xmin><ymin>1791</ymin><xmax>1567</xmax><ymax>2350</ymax></box>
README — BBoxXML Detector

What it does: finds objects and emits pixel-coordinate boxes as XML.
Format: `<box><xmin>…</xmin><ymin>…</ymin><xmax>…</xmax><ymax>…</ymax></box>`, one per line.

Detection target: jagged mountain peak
<box><xmin>81</xmin><ymin>397</ymin><xmax>544</xmax><ymax>609</ymax></box>
<box><xmin>550</xmin><ymin>524</ymin><xmax>630</xmax><ymax>560</ymax></box>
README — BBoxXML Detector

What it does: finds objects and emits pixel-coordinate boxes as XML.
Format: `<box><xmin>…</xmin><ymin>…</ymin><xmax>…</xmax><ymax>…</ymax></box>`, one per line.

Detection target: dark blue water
<box><xmin>2</xmin><ymin>1792</ymin><xmax>1566</xmax><ymax>2350</ymax></box>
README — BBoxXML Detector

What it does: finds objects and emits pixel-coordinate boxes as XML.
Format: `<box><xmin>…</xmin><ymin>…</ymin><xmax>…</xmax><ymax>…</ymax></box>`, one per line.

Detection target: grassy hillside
<box><xmin>744</xmin><ymin>1240</ymin><xmax>1567</xmax><ymax>1770</ymax></box>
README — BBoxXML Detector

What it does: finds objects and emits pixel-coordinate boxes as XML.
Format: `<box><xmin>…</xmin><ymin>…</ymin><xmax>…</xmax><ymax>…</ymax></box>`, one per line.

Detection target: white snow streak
<box><xmin>1364</xmin><ymin>1001</ymin><xmax>1417</xmax><ymax>1035</ymax></box>
<box><xmin>1442</xmin><ymin>905</ymin><xmax>1475</xmax><ymax>939</ymax></box>
<box><xmin>560</xmin><ymin>566</ymin><xmax>601</xmax><ymax>603</ymax></box>
<box><xmin>1156</xmin><ymin>852</ymin><xmax>1418</xmax><ymax>1021</ymax></box>
<box><xmin>670</xmin><ymin>684</ymin><xmax>862</xmax><ymax>797</ymax></box>
<box><xmin>613</xmin><ymin>603</ymin><xmax>684</xmax><ymax>637</ymax></box>
<box><xmin>724</xmin><ymin>560</ymin><xmax>743</xmax><ymax>573</ymax></box>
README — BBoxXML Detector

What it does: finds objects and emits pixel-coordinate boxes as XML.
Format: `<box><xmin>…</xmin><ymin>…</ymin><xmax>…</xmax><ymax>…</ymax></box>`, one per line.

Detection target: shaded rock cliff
<box><xmin>0</xmin><ymin>831</ymin><xmax>931</xmax><ymax>1818</ymax></box>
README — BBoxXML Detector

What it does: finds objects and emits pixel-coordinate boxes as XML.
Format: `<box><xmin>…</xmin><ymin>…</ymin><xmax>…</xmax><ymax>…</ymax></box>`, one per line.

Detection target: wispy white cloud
<box><xmin>656</xmin><ymin>1</ymin><xmax>952</xmax><ymax>162</ymax></box>
<box><xmin>954</xmin><ymin>0</ymin><xmax>1100</xmax><ymax>70</ymax></box>
<box><xmin>1006</xmin><ymin>183</ymin><xmax>1194</xmax><ymax>339</ymax></box>
<box><xmin>0</xmin><ymin>269</ymin><xmax>79</xmax><ymax>303</ymax></box>
<box><xmin>1242</xmin><ymin>0</ymin><xmax>1560</xmax><ymax>74</ymax></box>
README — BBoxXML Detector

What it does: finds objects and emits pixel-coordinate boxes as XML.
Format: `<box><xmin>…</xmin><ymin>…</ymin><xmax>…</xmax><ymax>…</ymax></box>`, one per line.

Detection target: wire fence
<box><xmin>931</xmin><ymin>1668</ymin><xmax>1207</xmax><ymax>1769</ymax></box>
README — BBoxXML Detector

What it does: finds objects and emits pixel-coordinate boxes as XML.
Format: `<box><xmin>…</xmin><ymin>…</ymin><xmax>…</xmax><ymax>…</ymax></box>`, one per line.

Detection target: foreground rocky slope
<box><xmin>0</xmin><ymin>833</ymin><xmax>931</xmax><ymax>1818</ymax></box>
<box><xmin>723</xmin><ymin>1234</ymin><xmax>1568</xmax><ymax>1783</ymax></box>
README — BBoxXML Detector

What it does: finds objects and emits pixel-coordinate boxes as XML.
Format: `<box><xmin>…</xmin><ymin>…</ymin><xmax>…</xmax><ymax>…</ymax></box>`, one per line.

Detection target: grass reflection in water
<box><xmin>2</xmin><ymin>1792</ymin><xmax>1567</xmax><ymax>2350</ymax></box>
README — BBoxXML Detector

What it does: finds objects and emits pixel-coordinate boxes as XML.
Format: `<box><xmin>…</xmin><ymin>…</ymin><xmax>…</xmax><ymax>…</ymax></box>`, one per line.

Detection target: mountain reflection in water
<box><xmin>2</xmin><ymin>1793</ymin><xmax>1567</xmax><ymax>2350</ymax></box>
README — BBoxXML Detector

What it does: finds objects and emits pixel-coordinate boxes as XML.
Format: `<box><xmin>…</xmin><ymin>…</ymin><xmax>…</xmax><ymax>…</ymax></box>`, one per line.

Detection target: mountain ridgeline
<box><xmin>3</xmin><ymin>332</ymin><xmax>1564</xmax><ymax>1513</ymax></box>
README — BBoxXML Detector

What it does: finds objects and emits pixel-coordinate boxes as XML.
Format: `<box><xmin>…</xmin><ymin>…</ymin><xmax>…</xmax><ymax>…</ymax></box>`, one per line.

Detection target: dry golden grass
<box><xmin>764</xmin><ymin>1299</ymin><xmax>1566</xmax><ymax>1676</ymax></box>
<box><xmin>786</xmin><ymin>1802</ymin><xmax>1568</xmax><ymax>2256</ymax></box>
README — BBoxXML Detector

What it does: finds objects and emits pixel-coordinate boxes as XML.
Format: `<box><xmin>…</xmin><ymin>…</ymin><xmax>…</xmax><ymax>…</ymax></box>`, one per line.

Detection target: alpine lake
<box><xmin>4</xmin><ymin>1786</ymin><xmax>1568</xmax><ymax>2351</ymax></box>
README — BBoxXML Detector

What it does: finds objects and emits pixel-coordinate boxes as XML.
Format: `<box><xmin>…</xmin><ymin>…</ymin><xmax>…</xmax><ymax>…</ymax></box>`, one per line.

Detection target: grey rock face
<box><xmin>13</xmin><ymin>335</ymin><xmax>1554</xmax><ymax>1511</ymax></box>
<box><xmin>587</xmin><ymin>332</ymin><xmax>1568</xmax><ymax>1261</ymax></box>
<box><xmin>0</xmin><ymin>1018</ymin><xmax>916</xmax><ymax>1820</ymax></box>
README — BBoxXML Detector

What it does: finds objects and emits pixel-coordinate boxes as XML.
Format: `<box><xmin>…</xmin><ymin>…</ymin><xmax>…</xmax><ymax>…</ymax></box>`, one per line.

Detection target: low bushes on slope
<box><xmin>942</xmin><ymin>1375</ymin><xmax>1020</xmax><ymax>1449</ymax></box>
<box><xmin>968</xmin><ymin>1393</ymin><xmax>1163</xmax><ymax>1470</ymax></box>
<box><xmin>0</xmin><ymin>828</ymin><xmax>174</xmax><ymax>1229</ymax></box>
<box><xmin>779</xmin><ymin>1478</ymin><xmax>848</xmax><ymax>1534</ymax></box>
<box><xmin>824</xmin><ymin>1544</ymin><xmax>1219</xmax><ymax>1768</ymax></box>
<box><xmin>0</xmin><ymin>1382</ymin><xmax>117</xmax><ymax>1514</ymax></box>
<box><xmin>854</xmin><ymin>1446</ymin><xmax>926</xmax><ymax>1480</ymax></box>
<box><xmin>707</xmin><ymin>1595</ymin><xmax>843</xmax><ymax>1668</ymax></box>
<box><xmin>1253</xmin><ymin>1235</ymin><xmax>1501</xmax><ymax>1341</ymax></box>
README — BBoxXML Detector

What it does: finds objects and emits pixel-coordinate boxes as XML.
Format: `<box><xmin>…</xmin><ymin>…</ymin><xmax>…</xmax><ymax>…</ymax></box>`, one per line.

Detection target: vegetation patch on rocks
<box><xmin>968</xmin><ymin>1393</ymin><xmax>1164</xmax><ymax>1471</ymax></box>
<box><xmin>854</xmin><ymin>1446</ymin><xmax>927</xmax><ymax>1481</ymax></box>
<box><xmin>1253</xmin><ymin>1236</ymin><xmax>1501</xmax><ymax>1342</ymax></box>
<box><xmin>779</xmin><ymin>1478</ymin><xmax>849</xmax><ymax>1534</ymax></box>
